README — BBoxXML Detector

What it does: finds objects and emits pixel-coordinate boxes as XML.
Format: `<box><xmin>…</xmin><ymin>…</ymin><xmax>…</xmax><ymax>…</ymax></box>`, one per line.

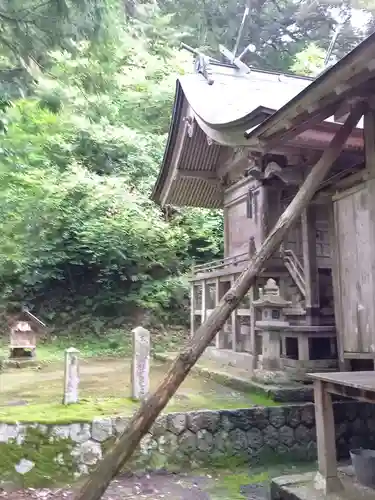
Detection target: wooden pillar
<box><xmin>301</xmin><ymin>207</ymin><xmax>320</xmax><ymax>324</ymax></box>
<box><xmin>201</xmin><ymin>280</ymin><xmax>207</xmax><ymax>323</ymax></box>
<box><xmin>215</xmin><ymin>278</ymin><xmax>222</xmax><ymax>349</ymax></box>
<box><xmin>327</xmin><ymin>202</ymin><xmax>347</xmax><ymax>370</ymax></box>
<box><xmin>314</xmin><ymin>380</ymin><xmax>342</xmax><ymax>493</ymax></box>
<box><xmin>298</xmin><ymin>335</ymin><xmax>310</xmax><ymax>361</ymax></box>
<box><xmin>249</xmin><ymin>286</ymin><xmax>256</xmax><ymax>371</ymax></box>
<box><xmin>260</xmin><ymin>184</ymin><xmax>269</xmax><ymax>243</ymax></box>
<box><xmin>190</xmin><ymin>283</ymin><xmax>195</xmax><ymax>338</ymax></box>
<box><xmin>231</xmin><ymin>275</ymin><xmax>238</xmax><ymax>352</ymax></box>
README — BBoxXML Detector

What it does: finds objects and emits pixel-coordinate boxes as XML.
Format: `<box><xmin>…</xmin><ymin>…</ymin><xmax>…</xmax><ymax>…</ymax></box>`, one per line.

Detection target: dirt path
<box><xmin>0</xmin><ymin>472</ymin><xmax>269</xmax><ymax>500</ymax></box>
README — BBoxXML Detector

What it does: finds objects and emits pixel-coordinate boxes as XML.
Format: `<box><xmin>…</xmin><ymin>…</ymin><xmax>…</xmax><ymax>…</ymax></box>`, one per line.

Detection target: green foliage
<box><xmin>290</xmin><ymin>43</ymin><xmax>326</xmax><ymax>76</ymax></box>
<box><xmin>0</xmin><ymin>7</ymin><xmax>224</xmax><ymax>329</ymax></box>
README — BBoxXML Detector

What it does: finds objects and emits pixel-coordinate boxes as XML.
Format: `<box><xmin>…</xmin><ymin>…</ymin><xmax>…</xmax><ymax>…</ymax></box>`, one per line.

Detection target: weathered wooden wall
<box><xmin>224</xmin><ymin>177</ymin><xmax>263</xmax><ymax>257</ymax></box>
<box><xmin>333</xmin><ymin>181</ymin><xmax>375</xmax><ymax>357</ymax></box>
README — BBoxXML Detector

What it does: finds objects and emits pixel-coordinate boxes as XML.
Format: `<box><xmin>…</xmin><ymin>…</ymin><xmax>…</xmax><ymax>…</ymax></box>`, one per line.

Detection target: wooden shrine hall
<box><xmin>153</xmin><ymin>29</ymin><xmax>375</xmax><ymax>498</ymax></box>
<box><xmin>152</xmin><ymin>51</ymin><xmax>364</xmax><ymax>380</ymax></box>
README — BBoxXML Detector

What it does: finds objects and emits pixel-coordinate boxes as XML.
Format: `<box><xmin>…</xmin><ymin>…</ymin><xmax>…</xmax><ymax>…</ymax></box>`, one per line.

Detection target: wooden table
<box><xmin>309</xmin><ymin>371</ymin><xmax>375</xmax><ymax>493</ymax></box>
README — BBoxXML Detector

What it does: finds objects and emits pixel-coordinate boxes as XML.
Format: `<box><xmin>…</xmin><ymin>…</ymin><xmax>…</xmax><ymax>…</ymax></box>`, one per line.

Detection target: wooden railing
<box><xmin>280</xmin><ymin>245</ymin><xmax>306</xmax><ymax>297</ymax></box>
<box><xmin>192</xmin><ymin>252</ymin><xmax>248</xmax><ymax>277</ymax></box>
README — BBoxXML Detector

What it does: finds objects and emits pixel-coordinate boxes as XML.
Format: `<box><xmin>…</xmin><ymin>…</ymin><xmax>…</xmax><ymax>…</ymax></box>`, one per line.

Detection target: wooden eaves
<box><xmin>244</xmin><ymin>31</ymin><xmax>375</xmax><ymax>150</ymax></box>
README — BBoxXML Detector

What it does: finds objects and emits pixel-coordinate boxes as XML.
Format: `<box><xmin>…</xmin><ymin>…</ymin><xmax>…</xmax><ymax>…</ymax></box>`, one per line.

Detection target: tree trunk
<box><xmin>74</xmin><ymin>105</ymin><xmax>363</xmax><ymax>500</ymax></box>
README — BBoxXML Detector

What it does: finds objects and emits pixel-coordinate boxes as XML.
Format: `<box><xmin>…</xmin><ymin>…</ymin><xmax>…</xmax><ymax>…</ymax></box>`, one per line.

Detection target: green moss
<box><xmin>0</xmin><ymin>398</ymin><xmax>138</xmax><ymax>424</ymax></box>
<box><xmin>0</xmin><ymin>427</ymin><xmax>75</xmax><ymax>488</ymax></box>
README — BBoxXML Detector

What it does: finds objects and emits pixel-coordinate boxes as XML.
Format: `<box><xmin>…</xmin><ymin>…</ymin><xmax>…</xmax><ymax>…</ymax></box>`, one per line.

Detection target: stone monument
<box><xmin>131</xmin><ymin>326</ymin><xmax>150</xmax><ymax>401</ymax></box>
<box><xmin>63</xmin><ymin>347</ymin><xmax>80</xmax><ymax>405</ymax></box>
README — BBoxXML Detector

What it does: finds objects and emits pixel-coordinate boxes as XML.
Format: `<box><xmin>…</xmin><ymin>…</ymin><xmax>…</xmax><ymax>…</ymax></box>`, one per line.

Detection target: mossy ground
<box><xmin>0</xmin><ymin>355</ymin><xmax>275</xmax><ymax>422</ymax></box>
<box><xmin>0</xmin><ymin>427</ymin><xmax>75</xmax><ymax>488</ymax></box>
<box><xmin>207</xmin><ymin>460</ymin><xmax>316</xmax><ymax>499</ymax></box>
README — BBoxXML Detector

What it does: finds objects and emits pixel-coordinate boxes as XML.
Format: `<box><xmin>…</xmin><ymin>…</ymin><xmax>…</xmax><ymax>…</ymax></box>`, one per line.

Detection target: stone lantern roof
<box><xmin>253</xmin><ymin>279</ymin><xmax>291</xmax><ymax>309</ymax></box>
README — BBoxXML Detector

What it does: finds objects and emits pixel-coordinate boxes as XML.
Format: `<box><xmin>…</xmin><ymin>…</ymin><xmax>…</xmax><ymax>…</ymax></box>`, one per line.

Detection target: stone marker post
<box><xmin>131</xmin><ymin>326</ymin><xmax>150</xmax><ymax>401</ymax></box>
<box><xmin>63</xmin><ymin>347</ymin><xmax>80</xmax><ymax>405</ymax></box>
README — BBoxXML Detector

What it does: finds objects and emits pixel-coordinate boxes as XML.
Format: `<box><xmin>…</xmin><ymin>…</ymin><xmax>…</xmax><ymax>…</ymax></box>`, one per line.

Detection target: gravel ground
<box><xmin>0</xmin><ymin>472</ymin><xmax>269</xmax><ymax>500</ymax></box>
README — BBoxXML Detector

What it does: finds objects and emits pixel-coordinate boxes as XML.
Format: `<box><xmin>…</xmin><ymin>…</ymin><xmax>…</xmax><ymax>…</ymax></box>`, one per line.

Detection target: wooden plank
<box><xmin>328</xmin><ymin>202</ymin><xmax>345</xmax><ymax>368</ymax></box>
<box><xmin>215</xmin><ymin>278</ymin><xmax>221</xmax><ymax>348</ymax></box>
<box><xmin>190</xmin><ymin>283</ymin><xmax>195</xmax><ymax>338</ymax></box>
<box><xmin>201</xmin><ymin>280</ymin><xmax>207</xmax><ymax>324</ymax></box>
<box><xmin>313</xmin><ymin>380</ymin><xmax>342</xmax><ymax>494</ymax></box>
<box><xmin>74</xmin><ymin>107</ymin><xmax>363</xmax><ymax>500</ymax></box>
<box><xmin>301</xmin><ymin>207</ymin><xmax>319</xmax><ymax>322</ymax></box>
<box><xmin>335</xmin><ymin>193</ymin><xmax>359</xmax><ymax>352</ymax></box>
<box><xmin>249</xmin><ymin>285</ymin><xmax>256</xmax><ymax>371</ymax></box>
<box><xmin>364</xmin><ymin>109</ymin><xmax>375</xmax><ymax>172</ymax></box>
<box><xmin>353</xmin><ymin>185</ymin><xmax>373</xmax><ymax>352</ymax></box>
<box><xmin>231</xmin><ymin>275</ymin><xmax>237</xmax><ymax>352</ymax></box>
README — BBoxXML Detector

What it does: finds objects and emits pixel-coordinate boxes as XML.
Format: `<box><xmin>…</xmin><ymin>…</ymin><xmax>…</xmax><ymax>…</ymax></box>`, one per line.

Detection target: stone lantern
<box><xmin>253</xmin><ymin>279</ymin><xmax>291</xmax><ymax>370</ymax></box>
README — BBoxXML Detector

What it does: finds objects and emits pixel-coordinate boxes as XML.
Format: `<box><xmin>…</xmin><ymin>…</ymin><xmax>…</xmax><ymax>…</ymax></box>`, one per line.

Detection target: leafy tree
<box><xmin>290</xmin><ymin>43</ymin><xmax>326</xmax><ymax>76</ymax></box>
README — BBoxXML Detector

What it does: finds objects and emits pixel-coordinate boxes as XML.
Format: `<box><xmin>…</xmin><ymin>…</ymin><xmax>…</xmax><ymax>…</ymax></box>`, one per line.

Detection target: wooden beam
<box><xmin>301</xmin><ymin>207</ymin><xmax>320</xmax><ymax>324</ymax></box>
<box><xmin>177</xmin><ymin>169</ymin><xmax>217</xmax><ymax>180</ymax></box>
<box><xmin>364</xmin><ymin>108</ymin><xmax>375</xmax><ymax>172</ymax></box>
<box><xmin>74</xmin><ymin>106</ymin><xmax>364</xmax><ymax>500</ymax></box>
<box><xmin>217</xmin><ymin>147</ymin><xmax>247</xmax><ymax>178</ymax></box>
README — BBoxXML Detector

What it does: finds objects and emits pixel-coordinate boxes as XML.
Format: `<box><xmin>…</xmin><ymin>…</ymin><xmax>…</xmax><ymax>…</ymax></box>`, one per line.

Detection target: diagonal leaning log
<box><xmin>75</xmin><ymin>105</ymin><xmax>364</xmax><ymax>500</ymax></box>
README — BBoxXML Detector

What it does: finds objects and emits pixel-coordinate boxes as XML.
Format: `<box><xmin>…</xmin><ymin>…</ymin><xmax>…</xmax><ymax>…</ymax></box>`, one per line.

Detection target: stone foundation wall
<box><xmin>1</xmin><ymin>402</ymin><xmax>375</xmax><ymax>487</ymax></box>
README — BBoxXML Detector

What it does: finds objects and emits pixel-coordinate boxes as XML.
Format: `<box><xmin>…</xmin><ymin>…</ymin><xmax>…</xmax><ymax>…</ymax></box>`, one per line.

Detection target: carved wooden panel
<box><xmin>334</xmin><ymin>182</ymin><xmax>375</xmax><ymax>354</ymax></box>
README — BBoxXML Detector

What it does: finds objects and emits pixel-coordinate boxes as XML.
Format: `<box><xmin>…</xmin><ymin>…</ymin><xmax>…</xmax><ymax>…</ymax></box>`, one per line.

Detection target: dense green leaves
<box><xmin>0</xmin><ymin>0</ymin><xmax>372</xmax><ymax>331</ymax></box>
<box><xmin>0</xmin><ymin>9</ymin><xmax>224</xmax><ymax>329</ymax></box>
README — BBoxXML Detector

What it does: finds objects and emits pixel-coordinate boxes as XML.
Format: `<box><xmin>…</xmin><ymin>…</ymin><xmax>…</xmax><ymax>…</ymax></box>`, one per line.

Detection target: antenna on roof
<box><xmin>219</xmin><ymin>0</ymin><xmax>253</xmax><ymax>73</ymax></box>
<box><xmin>324</xmin><ymin>13</ymin><xmax>350</xmax><ymax>68</ymax></box>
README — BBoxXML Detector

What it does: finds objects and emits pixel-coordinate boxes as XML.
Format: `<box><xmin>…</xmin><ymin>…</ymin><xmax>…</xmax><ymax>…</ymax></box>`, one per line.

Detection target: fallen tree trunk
<box><xmin>75</xmin><ymin>105</ymin><xmax>364</xmax><ymax>500</ymax></box>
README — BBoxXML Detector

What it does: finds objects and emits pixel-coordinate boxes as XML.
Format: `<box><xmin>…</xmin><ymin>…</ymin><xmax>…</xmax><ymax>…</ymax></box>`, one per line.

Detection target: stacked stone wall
<box><xmin>1</xmin><ymin>402</ymin><xmax>375</xmax><ymax>486</ymax></box>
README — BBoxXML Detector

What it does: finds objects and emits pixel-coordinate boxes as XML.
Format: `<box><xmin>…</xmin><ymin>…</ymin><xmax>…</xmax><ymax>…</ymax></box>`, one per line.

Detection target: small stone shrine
<box><xmin>8</xmin><ymin>309</ymin><xmax>46</xmax><ymax>361</ymax></box>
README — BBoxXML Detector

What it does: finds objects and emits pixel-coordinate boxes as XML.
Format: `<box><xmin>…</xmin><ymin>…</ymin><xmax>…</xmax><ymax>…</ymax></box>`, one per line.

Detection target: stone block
<box><xmin>213</xmin><ymin>430</ymin><xmax>229</xmax><ymax>452</ymax></box>
<box><xmin>187</xmin><ymin>411</ymin><xmax>220</xmax><ymax>433</ymax></box>
<box><xmin>229</xmin><ymin>428</ymin><xmax>248</xmax><ymax>451</ymax></box>
<box><xmin>246</xmin><ymin>428</ymin><xmax>263</xmax><ymax>451</ymax></box>
<box><xmin>113</xmin><ymin>417</ymin><xmax>129</xmax><ymax>435</ymax></box>
<box><xmin>248</xmin><ymin>407</ymin><xmax>269</xmax><ymax>430</ymax></box>
<box><xmin>294</xmin><ymin>424</ymin><xmax>314</xmax><ymax>445</ymax></box>
<box><xmin>269</xmin><ymin>407</ymin><xmax>286</xmax><ymax>429</ymax></box>
<box><xmin>278</xmin><ymin>426</ymin><xmax>294</xmax><ymax>448</ymax></box>
<box><xmin>167</xmin><ymin>413</ymin><xmax>186</xmax><ymax>435</ymax></box>
<box><xmin>299</xmin><ymin>405</ymin><xmax>315</xmax><ymax>427</ymax></box>
<box><xmin>196</xmin><ymin>429</ymin><xmax>213</xmax><ymax>452</ymax></box>
<box><xmin>91</xmin><ymin>418</ymin><xmax>112</xmax><ymax>442</ymax></box>
<box><xmin>70</xmin><ymin>423</ymin><xmax>91</xmax><ymax>443</ymax></box>
<box><xmin>51</xmin><ymin>425</ymin><xmax>70</xmax><ymax>440</ymax></box>
<box><xmin>73</xmin><ymin>440</ymin><xmax>102</xmax><ymax>466</ymax></box>
<box><xmin>228</xmin><ymin>409</ymin><xmax>252</xmax><ymax>431</ymax></box>
<box><xmin>285</xmin><ymin>406</ymin><xmax>301</xmax><ymax>429</ymax></box>
<box><xmin>263</xmin><ymin>425</ymin><xmax>279</xmax><ymax>448</ymax></box>
<box><xmin>178</xmin><ymin>430</ymin><xmax>197</xmax><ymax>453</ymax></box>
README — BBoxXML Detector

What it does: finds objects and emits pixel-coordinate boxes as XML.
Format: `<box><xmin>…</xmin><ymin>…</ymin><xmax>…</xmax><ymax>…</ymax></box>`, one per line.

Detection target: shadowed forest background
<box><xmin>0</xmin><ymin>0</ymin><xmax>374</xmax><ymax>337</ymax></box>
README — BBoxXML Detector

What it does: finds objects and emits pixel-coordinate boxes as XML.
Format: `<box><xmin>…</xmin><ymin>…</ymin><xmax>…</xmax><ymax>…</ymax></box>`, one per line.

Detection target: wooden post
<box><xmin>201</xmin><ymin>280</ymin><xmax>207</xmax><ymax>323</ymax></box>
<box><xmin>314</xmin><ymin>380</ymin><xmax>342</xmax><ymax>493</ymax></box>
<box><xmin>190</xmin><ymin>282</ymin><xmax>195</xmax><ymax>338</ymax></box>
<box><xmin>250</xmin><ymin>284</ymin><xmax>257</xmax><ymax>371</ymax></box>
<box><xmin>74</xmin><ymin>107</ymin><xmax>363</xmax><ymax>500</ymax></box>
<box><xmin>327</xmin><ymin>202</ymin><xmax>347</xmax><ymax>370</ymax></box>
<box><xmin>301</xmin><ymin>207</ymin><xmax>320</xmax><ymax>324</ymax></box>
<box><xmin>215</xmin><ymin>278</ymin><xmax>221</xmax><ymax>348</ymax></box>
<box><xmin>298</xmin><ymin>335</ymin><xmax>310</xmax><ymax>361</ymax></box>
<box><xmin>231</xmin><ymin>275</ymin><xmax>237</xmax><ymax>351</ymax></box>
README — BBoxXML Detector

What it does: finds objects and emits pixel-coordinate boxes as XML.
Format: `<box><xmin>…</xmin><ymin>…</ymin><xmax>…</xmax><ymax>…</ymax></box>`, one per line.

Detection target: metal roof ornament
<box><xmin>219</xmin><ymin>2</ymin><xmax>253</xmax><ymax>74</ymax></box>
